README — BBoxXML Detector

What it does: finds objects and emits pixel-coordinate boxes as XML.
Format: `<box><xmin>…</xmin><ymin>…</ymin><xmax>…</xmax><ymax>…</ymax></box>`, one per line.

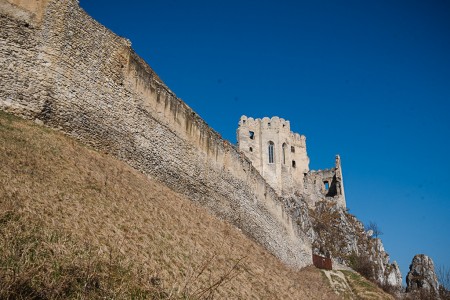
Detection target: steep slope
<box><xmin>0</xmin><ymin>0</ymin><xmax>310</xmax><ymax>268</ymax></box>
<box><xmin>307</xmin><ymin>200</ymin><xmax>402</xmax><ymax>289</ymax></box>
<box><xmin>0</xmin><ymin>111</ymin><xmax>340</xmax><ymax>299</ymax></box>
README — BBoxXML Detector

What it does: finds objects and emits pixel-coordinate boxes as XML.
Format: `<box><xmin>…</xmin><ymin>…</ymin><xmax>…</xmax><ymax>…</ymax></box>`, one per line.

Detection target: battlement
<box><xmin>0</xmin><ymin>0</ymin><xmax>311</xmax><ymax>269</ymax></box>
<box><xmin>239</xmin><ymin>115</ymin><xmax>306</xmax><ymax>148</ymax></box>
<box><xmin>240</xmin><ymin>115</ymin><xmax>290</xmax><ymax>131</ymax></box>
<box><xmin>238</xmin><ymin>115</ymin><xmax>345</xmax><ymax>208</ymax></box>
<box><xmin>237</xmin><ymin>115</ymin><xmax>310</xmax><ymax>196</ymax></box>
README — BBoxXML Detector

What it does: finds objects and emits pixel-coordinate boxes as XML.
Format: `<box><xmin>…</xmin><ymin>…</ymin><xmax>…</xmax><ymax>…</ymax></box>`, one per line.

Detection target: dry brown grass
<box><xmin>0</xmin><ymin>111</ymin><xmax>340</xmax><ymax>299</ymax></box>
<box><xmin>341</xmin><ymin>271</ymin><xmax>395</xmax><ymax>300</ymax></box>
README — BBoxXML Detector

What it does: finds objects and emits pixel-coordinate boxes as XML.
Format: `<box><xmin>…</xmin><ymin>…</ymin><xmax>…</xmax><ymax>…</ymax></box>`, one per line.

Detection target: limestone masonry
<box><xmin>237</xmin><ymin>115</ymin><xmax>346</xmax><ymax>208</ymax></box>
<box><xmin>0</xmin><ymin>0</ymin><xmax>311</xmax><ymax>268</ymax></box>
<box><xmin>0</xmin><ymin>0</ymin><xmax>399</xmax><ymax>283</ymax></box>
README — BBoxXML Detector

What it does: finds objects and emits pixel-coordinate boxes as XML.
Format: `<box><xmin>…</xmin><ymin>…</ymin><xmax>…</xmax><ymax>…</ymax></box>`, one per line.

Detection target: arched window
<box><xmin>282</xmin><ymin>143</ymin><xmax>287</xmax><ymax>164</ymax></box>
<box><xmin>268</xmin><ymin>141</ymin><xmax>274</xmax><ymax>163</ymax></box>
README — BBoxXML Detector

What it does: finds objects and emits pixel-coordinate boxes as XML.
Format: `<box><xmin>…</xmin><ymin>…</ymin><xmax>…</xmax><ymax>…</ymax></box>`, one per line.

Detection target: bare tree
<box><xmin>437</xmin><ymin>265</ymin><xmax>450</xmax><ymax>299</ymax></box>
<box><xmin>365</xmin><ymin>221</ymin><xmax>383</xmax><ymax>239</ymax></box>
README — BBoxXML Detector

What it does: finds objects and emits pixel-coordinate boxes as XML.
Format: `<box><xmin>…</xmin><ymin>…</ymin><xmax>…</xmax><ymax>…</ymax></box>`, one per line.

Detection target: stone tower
<box><xmin>237</xmin><ymin>115</ymin><xmax>346</xmax><ymax>208</ymax></box>
<box><xmin>237</xmin><ymin>116</ymin><xmax>310</xmax><ymax>195</ymax></box>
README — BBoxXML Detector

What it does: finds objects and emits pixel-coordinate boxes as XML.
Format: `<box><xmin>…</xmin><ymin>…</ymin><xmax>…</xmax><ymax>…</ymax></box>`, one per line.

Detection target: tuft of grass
<box><xmin>0</xmin><ymin>111</ymin><xmax>341</xmax><ymax>299</ymax></box>
<box><xmin>341</xmin><ymin>270</ymin><xmax>394</xmax><ymax>300</ymax></box>
<box><xmin>0</xmin><ymin>198</ymin><xmax>156</xmax><ymax>299</ymax></box>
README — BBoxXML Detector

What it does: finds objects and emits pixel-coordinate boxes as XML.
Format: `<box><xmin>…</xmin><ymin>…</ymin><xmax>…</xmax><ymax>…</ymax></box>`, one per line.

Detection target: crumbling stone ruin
<box><xmin>237</xmin><ymin>115</ymin><xmax>346</xmax><ymax>208</ymax></box>
<box><xmin>0</xmin><ymin>0</ymin><xmax>311</xmax><ymax>269</ymax></box>
<box><xmin>235</xmin><ymin>117</ymin><xmax>402</xmax><ymax>288</ymax></box>
<box><xmin>0</xmin><ymin>0</ymin><xmax>402</xmax><ymax>290</ymax></box>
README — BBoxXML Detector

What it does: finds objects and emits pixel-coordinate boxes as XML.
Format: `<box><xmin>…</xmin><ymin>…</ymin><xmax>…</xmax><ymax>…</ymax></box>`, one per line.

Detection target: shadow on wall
<box><xmin>0</xmin><ymin>0</ymin><xmax>312</xmax><ymax>268</ymax></box>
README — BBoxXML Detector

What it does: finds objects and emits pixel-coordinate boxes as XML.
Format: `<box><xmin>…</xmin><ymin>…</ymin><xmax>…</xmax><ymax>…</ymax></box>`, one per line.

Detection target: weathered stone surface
<box><xmin>406</xmin><ymin>254</ymin><xmax>440</xmax><ymax>296</ymax></box>
<box><xmin>0</xmin><ymin>0</ymin><xmax>311</xmax><ymax>268</ymax></box>
<box><xmin>0</xmin><ymin>0</ymin><xmax>400</xmax><ymax>287</ymax></box>
<box><xmin>237</xmin><ymin>116</ymin><xmax>309</xmax><ymax>196</ymax></box>
<box><xmin>237</xmin><ymin>116</ymin><xmax>346</xmax><ymax>209</ymax></box>
<box><xmin>308</xmin><ymin>200</ymin><xmax>402</xmax><ymax>289</ymax></box>
<box><xmin>386</xmin><ymin>261</ymin><xmax>402</xmax><ymax>288</ymax></box>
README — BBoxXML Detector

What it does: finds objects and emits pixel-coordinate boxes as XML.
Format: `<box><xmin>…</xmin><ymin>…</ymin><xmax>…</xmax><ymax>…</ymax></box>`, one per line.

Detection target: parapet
<box><xmin>239</xmin><ymin>115</ymin><xmax>306</xmax><ymax>146</ymax></box>
<box><xmin>240</xmin><ymin>115</ymin><xmax>290</xmax><ymax>131</ymax></box>
<box><xmin>0</xmin><ymin>0</ymin><xmax>312</xmax><ymax>269</ymax></box>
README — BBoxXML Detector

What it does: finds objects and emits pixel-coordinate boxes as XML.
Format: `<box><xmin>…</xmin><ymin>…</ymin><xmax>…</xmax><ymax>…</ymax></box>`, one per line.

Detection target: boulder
<box><xmin>406</xmin><ymin>254</ymin><xmax>439</xmax><ymax>296</ymax></box>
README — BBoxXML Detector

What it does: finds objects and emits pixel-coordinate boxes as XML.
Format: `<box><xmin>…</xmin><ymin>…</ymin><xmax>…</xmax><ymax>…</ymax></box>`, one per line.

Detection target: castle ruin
<box><xmin>0</xmin><ymin>0</ymin><xmax>347</xmax><ymax>270</ymax></box>
<box><xmin>237</xmin><ymin>115</ymin><xmax>346</xmax><ymax>208</ymax></box>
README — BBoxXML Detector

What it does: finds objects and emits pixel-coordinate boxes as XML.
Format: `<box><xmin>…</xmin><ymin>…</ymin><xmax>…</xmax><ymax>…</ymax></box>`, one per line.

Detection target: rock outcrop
<box><xmin>305</xmin><ymin>200</ymin><xmax>402</xmax><ymax>289</ymax></box>
<box><xmin>406</xmin><ymin>254</ymin><xmax>440</xmax><ymax>297</ymax></box>
<box><xmin>0</xmin><ymin>0</ymin><xmax>402</xmax><ymax>290</ymax></box>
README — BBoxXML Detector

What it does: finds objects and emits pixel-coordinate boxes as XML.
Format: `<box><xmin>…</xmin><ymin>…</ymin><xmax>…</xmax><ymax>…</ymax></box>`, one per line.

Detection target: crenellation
<box><xmin>1</xmin><ymin>0</ymin><xmax>348</xmax><ymax>271</ymax></box>
<box><xmin>237</xmin><ymin>116</ymin><xmax>345</xmax><ymax>208</ymax></box>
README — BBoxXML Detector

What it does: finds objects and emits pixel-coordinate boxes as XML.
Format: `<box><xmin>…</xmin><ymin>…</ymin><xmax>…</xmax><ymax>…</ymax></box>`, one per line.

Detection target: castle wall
<box><xmin>303</xmin><ymin>156</ymin><xmax>346</xmax><ymax>208</ymax></box>
<box><xmin>0</xmin><ymin>0</ymin><xmax>312</xmax><ymax>267</ymax></box>
<box><xmin>236</xmin><ymin>114</ymin><xmax>346</xmax><ymax>209</ymax></box>
<box><xmin>237</xmin><ymin>116</ymin><xmax>309</xmax><ymax>196</ymax></box>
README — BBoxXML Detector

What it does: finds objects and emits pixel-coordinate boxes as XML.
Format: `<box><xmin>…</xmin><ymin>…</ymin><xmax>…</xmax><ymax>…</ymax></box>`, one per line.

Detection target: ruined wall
<box><xmin>0</xmin><ymin>0</ymin><xmax>312</xmax><ymax>267</ymax></box>
<box><xmin>237</xmin><ymin>115</ymin><xmax>309</xmax><ymax>195</ymax></box>
<box><xmin>236</xmin><ymin>115</ymin><xmax>345</xmax><ymax>209</ymax></box>
<box><xmin>304</xmin><ymin>155</ymin><xmax>346</xmax><ymax>208</ymax></box>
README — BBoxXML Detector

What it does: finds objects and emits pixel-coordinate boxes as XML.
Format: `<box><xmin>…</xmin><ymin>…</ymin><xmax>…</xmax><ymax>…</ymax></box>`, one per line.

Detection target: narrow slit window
<box><xmin>268</xmin><ymin>141</ymin><xmax>274</xmax><ymax>163</ymax></box>
<box><xmin>324</xmin><ymin>181</ymin><xmax>329</xmax><ymax>191</ymax></box>
<box><xmin>249</xmin><ymin>131</ymin><xmax>255</xmax><ymax>140</ymax></box>
<box><xmin>291</xmin><ymin>146</ymin><xmax>295</xmax><ymax>153</ymax></box>
<box><xmin>249</xmin><ymin>147</ymin><xmax>253</xmax><ymax>152</ymax></box>
<box><xmin>282</xmin><ymin>143</ymin><xmax>287</xmax><ymax>164</ymax></box>
<box><xmin>292</xmin><ymin>160</ymin><xmax>296</xmax><ymax>168</ymax></box>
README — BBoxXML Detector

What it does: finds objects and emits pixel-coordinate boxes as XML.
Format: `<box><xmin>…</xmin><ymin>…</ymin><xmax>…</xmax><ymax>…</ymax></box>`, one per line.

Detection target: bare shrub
<box><xmin>365</xmin><ymin>221</ymin><xmax>383</xmax><ymax>239</ymax></box>
<box><xmin>437</xmin><ymin>265</ymin><xmax>450</xmax><ymax>300</ymax></box>
<box><xmin>0</xmin><ymin>112</ymin><xmax>342</xmax><ymax>299</ymax></box>
<box><xmin>347</xmin><ymin>252</ymin><xmax>375</xmax><ymax>282</ymax></box>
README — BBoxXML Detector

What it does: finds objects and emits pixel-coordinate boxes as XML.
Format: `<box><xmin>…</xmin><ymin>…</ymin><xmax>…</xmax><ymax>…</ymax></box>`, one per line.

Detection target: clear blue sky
<box><xmin>80</xmin><ymin>0</ymin><xmax>450</xmax><ymax>284</ymax></box>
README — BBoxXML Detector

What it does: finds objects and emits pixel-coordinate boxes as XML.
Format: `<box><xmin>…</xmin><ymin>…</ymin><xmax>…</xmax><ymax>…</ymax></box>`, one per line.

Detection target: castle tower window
<box><xmin>282</xmin><ymin>143</ymin><xmax>287</xmax><ymax>164</ymax></box>
<box><xmin>268</xmin><ymin>141</ymin><xmax>274</xmax><ymax>163</ymax></box>
<box><xmin>292</xmin><ymin>160</ymin><xmax>296</xmax><ymax>168</ymax></box>
<box><xmin>291</xmin><ymin>146</ymin><xmax>295</xmax><ymax>153</ymax></box>
<box><xmin>324</xmin><ymin>181</ymin><xmax>329</xmax><ymax>191</ymax></box>
<box><xmin>249</xmin><ymin>131</ymin><xmax>255</xmax><ymax>140</ymax></box>
<box><xmin>249</xmin><ymin>147</ymin><xmax>253</xmax><ymax>152</ymax></box>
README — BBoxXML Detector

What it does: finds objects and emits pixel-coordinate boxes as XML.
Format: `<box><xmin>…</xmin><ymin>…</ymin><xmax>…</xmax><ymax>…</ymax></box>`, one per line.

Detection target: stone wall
<box><xmin>237</xmin><ymin>115</ymin><xmax>345</xmax><ymax>209</ymax></box>
<box><xmin>304</xmin><ymin>155</ymin><xmax>346</xmax><ymax>208</ymax></box>
<box><xmin>0</xmin><ymin>0</ymin><xmax>311</xmax><ymax>267</ymax></box>
<box><xmin>237</xmin><ymin>115</ymin><xmax>309</xmax><ymax>195</ymax></box>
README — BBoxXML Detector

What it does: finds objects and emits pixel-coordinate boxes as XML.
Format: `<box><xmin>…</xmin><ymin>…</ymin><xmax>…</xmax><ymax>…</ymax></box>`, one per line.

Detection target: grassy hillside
<box><xmin>0</xmin><ymin>111</ymin><xmax>394</xmax><ymax>299</ymax></box>
<box><xmin>0</xmin><ymin>111</ymin><xmax>341</xmax><ymax>299</ymax></box>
